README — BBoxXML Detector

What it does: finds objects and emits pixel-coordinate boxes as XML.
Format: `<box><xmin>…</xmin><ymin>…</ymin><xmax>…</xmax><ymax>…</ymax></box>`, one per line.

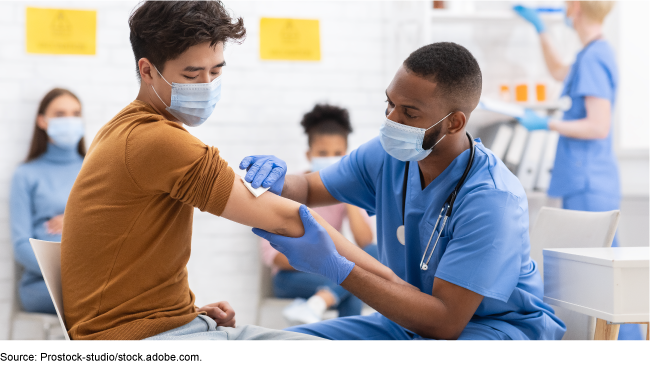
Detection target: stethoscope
<box><xmin>397</xmin><ymin>131</ymin><xmax>476</xmax><ymax>271</ymax></box>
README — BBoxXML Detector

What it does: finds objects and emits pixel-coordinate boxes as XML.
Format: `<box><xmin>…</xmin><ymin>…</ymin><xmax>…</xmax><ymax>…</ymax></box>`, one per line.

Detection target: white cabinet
<box><xmin>543</xmin><ymin>247</ymin><xmax>649</xmax><ymax>323</ymax></box>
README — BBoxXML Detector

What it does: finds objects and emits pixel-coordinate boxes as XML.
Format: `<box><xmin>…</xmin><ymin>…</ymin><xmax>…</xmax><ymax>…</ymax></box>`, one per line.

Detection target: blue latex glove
<box><xmin>513</xmin><ymin>5</ymin><xmax>546</xmax><ymax>33</ymax></box>
<box><xmin>252</xmin><ymin>205</ymin><xmax>355</xmax><ymax>285</ymax></box>
<box><xmin>239</xmin><ymin>155</ymin><xmax>287</xmax><ymax>195</ymax></box>
<box><xmin>517</xmin><ymin>109</ymin><xmax>549</xmax><ymax>131</ymax></box>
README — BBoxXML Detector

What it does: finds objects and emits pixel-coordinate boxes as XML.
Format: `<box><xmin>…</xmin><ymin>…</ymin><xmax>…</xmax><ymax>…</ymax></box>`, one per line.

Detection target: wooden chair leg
<box><xmin>594</xmin><ymin>318</ymin><xmax>620</xmax><ymax>340</ymax></box>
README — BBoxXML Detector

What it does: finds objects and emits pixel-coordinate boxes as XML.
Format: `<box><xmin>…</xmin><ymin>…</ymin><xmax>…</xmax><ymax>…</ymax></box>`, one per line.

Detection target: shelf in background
<box><xmin>429</xmin><ymin>11</ymin><xmax>564</xmax><ymax>22</ymax></box>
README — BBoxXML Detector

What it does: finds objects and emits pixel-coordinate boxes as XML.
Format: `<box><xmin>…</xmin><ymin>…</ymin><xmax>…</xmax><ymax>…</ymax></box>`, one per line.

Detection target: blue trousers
<box><xmin>19</xmin><ymin>274</ymin><xmax>56</xmax><ymax>314</ymax></box>
<box><xmin>563</xmin><ymin>191</ymin><xmax>644</xmax><ymax>340</ymax></box>
<box><xmin>286</xmin><ymin>312</ymin><xmax>511</xmax><ymax>340</ymax></box>
<box><xmin>273</xmin><ymin>244</ymin><xmax>378</xmax><ymax>318</ymax></box>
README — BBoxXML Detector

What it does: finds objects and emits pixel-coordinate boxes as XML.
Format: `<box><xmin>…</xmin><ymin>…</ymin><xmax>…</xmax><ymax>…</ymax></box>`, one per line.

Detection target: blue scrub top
<box><xmin>320</xmin><ymin>137</ymin><xmax>565</xmax><ymax>340</ymax></box>
<box><xmin>548</xmin><ymin>40</ymin><xmax>620</xmax><ymax>197</ymax></box>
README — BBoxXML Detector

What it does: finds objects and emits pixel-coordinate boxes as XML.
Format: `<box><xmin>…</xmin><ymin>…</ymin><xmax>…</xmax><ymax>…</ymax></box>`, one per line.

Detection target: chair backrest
<box><xmin>530</xmin><ymin>207</ymin><xmax>620</xmax><ymax>340</ymax></box>
<box><xmin>29</xmin><ymin>239</ymin><xmax>70</xmax><ymax>340</ymax></box>
<box><xmin>530</xmin><ymin>207</ymin><xmax>619</xmax><ymax>278</ymax></box>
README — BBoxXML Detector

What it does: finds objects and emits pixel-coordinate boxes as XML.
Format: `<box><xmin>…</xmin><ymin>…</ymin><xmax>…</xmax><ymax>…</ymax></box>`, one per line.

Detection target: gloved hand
<box><xmin>239</xmin><ymin>155</ymin><xmax>287</xmax><ymax>195</ymax></box>
<box><xmin>252</xmin><ymin>205</ymin><xmax>355</xmax><ymax>285</ymax></box>
<box><xmin>517</xmin><ymin>109</ymin><xmax>549</xmax><ymax>131</ymax></box>
<box><xmin>513</xmin><ymin>5</ymin><xmax>546</xmax><ymax>33</ymax></box>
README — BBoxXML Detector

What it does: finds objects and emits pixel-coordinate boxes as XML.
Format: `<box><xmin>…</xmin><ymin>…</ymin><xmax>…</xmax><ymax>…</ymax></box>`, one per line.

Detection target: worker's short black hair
<box><xmin>300</xmin><ymin>104</ymin><xmax>352</xmax><ymax>147</ymax></box>
<box><xmin>403</xmin><ymin>42</ymin><xmax>482</xmax><ymax>111</ymax></box>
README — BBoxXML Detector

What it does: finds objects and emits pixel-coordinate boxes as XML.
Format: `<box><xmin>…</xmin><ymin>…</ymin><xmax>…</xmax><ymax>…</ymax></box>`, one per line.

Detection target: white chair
<box><xmin>25</xmin><ymin>239</ymin><xmax>70</xmax><ymax>340</ymax></box>
<box><xmin>10</xmin><ymin>261</ymin><xmax>64</xmax><ymax>340</ymax></box>
<box><xmin>530</xmin><ymin>207</ymin><xmax>620</xmax><ymax>340</ymax></box>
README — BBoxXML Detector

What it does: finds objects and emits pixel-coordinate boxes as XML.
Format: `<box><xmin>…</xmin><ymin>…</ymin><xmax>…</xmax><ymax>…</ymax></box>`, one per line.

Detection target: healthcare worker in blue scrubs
<box><xmin>515</xmin><ymin>2</ymin><xmax>642</xmax><ymax>341</ymax></box>
<box><xmin>241</xmin><ymin>42</ymin><xmax>565</xmax><ymax>340</ymax></box>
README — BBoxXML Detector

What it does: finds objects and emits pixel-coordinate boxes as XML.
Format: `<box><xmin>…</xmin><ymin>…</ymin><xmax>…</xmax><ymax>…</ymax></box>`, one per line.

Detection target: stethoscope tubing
<box><xmin>401</xmin><ymin>131</ymin><xmax>476</xmax><ymax>271</ymax></box>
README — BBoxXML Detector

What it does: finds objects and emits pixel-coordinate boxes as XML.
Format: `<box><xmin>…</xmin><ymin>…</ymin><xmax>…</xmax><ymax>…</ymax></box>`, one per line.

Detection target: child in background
<box><xmin>260</xmin><ymin>104</ymin><xmax>379</xmax><ymax>325</ymax></box>
<box><xmin>11</xmin><ymin>88</ymin><xmax>85</xmax><ymax>314</ymax></box>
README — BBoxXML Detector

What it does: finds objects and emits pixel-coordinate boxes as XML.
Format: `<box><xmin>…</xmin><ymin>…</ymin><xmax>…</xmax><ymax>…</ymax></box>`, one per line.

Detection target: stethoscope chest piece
<box><xmin>396</xmin><ymin>225</ymin><xmax>405</xmax><ymax>245</ymax></box>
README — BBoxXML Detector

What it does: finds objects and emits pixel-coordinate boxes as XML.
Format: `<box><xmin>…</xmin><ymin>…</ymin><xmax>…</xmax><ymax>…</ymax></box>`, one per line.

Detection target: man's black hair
<box><xmin>300</xmin><ymin>104</ymin><xmax>352</xmax><ymax>146</ymax></box>
<box><xmin>403</xmin><ymin>42</ymin><xmax>482</xmax><ymax>111</ymax></box>
<box><xmin>129</xmin><ymin>1</ymin><xmax>246</xmax><ymax>80</ymax></box>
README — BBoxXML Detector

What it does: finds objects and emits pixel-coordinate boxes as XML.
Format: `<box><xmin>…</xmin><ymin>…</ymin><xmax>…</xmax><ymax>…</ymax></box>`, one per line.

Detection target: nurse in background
<box><xmin>10</xmin><ymin>88</ymin><xmax>85</xmax><ymax>314</ymax></box>
<box><xmin>259</xmin><ymin>104</ymin><xmax>378</xmax><ymax>325</ymax></box>
<box><xmin>515</xmin><ymin>2</ymin><xmax>642</xmax><ymax>340</ymax></box>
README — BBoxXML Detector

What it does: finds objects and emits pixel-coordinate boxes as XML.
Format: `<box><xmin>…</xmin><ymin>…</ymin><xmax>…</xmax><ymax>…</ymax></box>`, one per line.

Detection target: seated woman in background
<box><xmin>10</xmin><ymin>88</ymin><xmax>85</xmax><ymax>314</ymax></box>
<box><xmin>260</xmin><ymin>104</ymin><xmax>379</xmax><ymax>325</ymax></box>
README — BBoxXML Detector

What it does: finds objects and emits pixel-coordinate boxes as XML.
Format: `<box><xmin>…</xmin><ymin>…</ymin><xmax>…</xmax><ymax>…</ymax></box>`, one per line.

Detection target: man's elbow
<box><xmin>416</xmin><ymin>321</ymin><xmax>466</xmax><ymax>340</ymax></box>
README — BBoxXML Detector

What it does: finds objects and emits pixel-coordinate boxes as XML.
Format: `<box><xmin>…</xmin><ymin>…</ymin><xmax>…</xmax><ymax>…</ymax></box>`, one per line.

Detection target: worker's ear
<box><xmin>446</xmin><ymin>111</ymin><xmax>467</xmax><ymax>135</ymax></box>
<box><xmin>305</xmin><ymin>150</ymin><xmax>312</xmax><ymax>162</ymax></box>
<box><xmin>138</xmin><ymin>58</ymin><xmax>155</xmax><ymax>86</ymax></box>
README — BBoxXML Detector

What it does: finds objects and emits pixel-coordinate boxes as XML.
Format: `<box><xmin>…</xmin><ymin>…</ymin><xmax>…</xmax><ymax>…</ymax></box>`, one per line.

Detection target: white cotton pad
<box><xmin>240</xmin><ymin>175</ymin><xmax>270</xmax><ymax>198</ymax></box>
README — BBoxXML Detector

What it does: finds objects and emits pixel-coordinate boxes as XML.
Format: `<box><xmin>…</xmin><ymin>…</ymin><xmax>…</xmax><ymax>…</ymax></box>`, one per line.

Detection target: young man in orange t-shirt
<box><xmin>61</xmin><ymin>1</ymin><xmax>404</xmax><ymax>340</ymax></box>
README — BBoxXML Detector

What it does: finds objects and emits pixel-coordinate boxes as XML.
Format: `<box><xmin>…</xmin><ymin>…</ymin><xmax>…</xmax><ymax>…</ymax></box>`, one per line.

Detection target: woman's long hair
<box><xmin>26</xmin><ymin>88</ymin><xmax>86</xmax><ymax>162</ymax></box>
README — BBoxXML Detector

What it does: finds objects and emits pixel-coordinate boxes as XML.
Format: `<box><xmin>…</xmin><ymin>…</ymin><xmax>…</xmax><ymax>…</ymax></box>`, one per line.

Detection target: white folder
<box><xmin>504</xmin><ymin>124</ymin><xmax>529</xmax><ymax>173</ymax></box>
<box><xmin>517</xmin><ymin>130</ymin><xmax>548</xmax><ymax>191</ymax></box>
<box><xmin>490</xmin><ymin>124</ymin><xmax>515</xmax><ymax>161</ymax></box>
<box><xmin>535</xmin><ymin>131</ymin><xmax>560</xmax><ymax>191</ymax></box>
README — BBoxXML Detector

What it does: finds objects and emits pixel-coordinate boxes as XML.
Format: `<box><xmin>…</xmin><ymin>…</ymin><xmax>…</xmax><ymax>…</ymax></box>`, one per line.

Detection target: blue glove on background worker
<box><xmin>253</xmin><ymin>205</ymin><xmax>355</xmax><ymax>285</ymax></box>
<box><xmin>517</xmin><ymin>109</ymin><xmax>549</xmax><ymax>130</ymax></box>
<box><xmin>513</xmin><ymin>5</ymin><xmax>546</xmax><ymax>33</ymax></box>
<box><xmin>239</xmin><ymin>155</ymin><xmax>287</xmax><ymax>195</ymax></box>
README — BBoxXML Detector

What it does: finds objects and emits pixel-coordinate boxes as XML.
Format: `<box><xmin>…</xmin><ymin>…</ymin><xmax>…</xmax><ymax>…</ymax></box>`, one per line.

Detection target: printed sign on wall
<box><xmin>26</xmin><ymin>7</ymin><xmax>97</xmax><ymax>55</ymax></box>
<box><xmin>259</xmin><ymin>18</ymin><xmax>320</xmax><ymax>61</ymax></box>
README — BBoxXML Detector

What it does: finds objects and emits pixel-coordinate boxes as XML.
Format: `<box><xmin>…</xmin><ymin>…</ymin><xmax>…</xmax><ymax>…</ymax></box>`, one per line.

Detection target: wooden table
<box><xmin>543</xmin><ymin>247</ymin><xmax>649</xmax><ymax>340</ymax></box>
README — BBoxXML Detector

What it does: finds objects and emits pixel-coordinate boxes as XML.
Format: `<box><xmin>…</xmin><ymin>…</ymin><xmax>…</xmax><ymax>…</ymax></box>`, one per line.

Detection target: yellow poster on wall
<box><xmin>260</xmin><ymin>18</ymin><xmax>320</xmax><ymax>61</ymax></box>
<box><xmin>26</xmin><ymin>7</ymin><xmax>97</xmax><ymax>55</ymax></box>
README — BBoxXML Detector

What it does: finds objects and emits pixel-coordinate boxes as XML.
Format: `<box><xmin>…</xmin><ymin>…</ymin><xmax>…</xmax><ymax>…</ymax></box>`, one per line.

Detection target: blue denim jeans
<box><xmin>144</xmin><ymin>315</ymin><xmax>322</xmax><ymax>340</ymax></box>
<box><xmin>273</xmin><ymin>244</ymin><xmax>378</xmax><ymax>317</ymax></box>
<box><xmin>19</xmin><ymin>273</ymin><xmax>56</xmax><ymax>314</ymax></box>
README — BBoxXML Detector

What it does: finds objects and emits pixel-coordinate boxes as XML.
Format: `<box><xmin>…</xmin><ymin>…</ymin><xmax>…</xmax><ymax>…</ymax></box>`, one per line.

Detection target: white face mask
<box><xmin>310</xmin><ymin>156</ymin><xmax>342</xmax><ymax>172</ymax></box>
<box><xmin>379</xmin><ymin>112</ymin><xmax>452</xmax><ymax>161</ymax></box>
<box><xmin>151</xmin><ymin>65</ymin><xmax>222</xmax><ymax>127</ymax></box>
<box><xmin>47</xmin><ymin>117</ymin><xmax>84</xmax><ymax>149</ymax></box>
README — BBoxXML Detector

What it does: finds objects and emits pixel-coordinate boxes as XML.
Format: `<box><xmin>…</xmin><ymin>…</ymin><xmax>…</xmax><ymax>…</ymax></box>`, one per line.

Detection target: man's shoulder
<box><xmin>467</xmin><ymin>142</ymin><xmax>526</xmax><ymax>200</ymax></box>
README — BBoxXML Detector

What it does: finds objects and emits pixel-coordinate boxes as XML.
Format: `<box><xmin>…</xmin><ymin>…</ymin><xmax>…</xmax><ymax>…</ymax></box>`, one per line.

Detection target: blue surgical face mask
<box><xmin>47</xmin><ymin>117</ymin><xmax>84</xmax><ymax>149</ymax></box>
<box><xmin>379</xmin><ymin>112</ymin><xmax>452</xmax><ymax>162</ymax></box>
<box><xmin>310</xmin><ymin>156</ymin><xmax>342</xmax><ymax>172</ymax></box>
<box><xmin>151</xmin><ymin>65</ymin><xmax>222</xmax><ymax>127</ymax></box>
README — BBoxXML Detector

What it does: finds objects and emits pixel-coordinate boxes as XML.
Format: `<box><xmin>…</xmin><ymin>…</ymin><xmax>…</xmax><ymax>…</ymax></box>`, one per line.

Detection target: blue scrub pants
<box><xmin>273</xmin><ymin>244</ymin><xmax>378</xmax><ymax>318</ymax></box>
<box><xmin>19</xmin><ymin>274</ymin><xmax>56</xmax><ymax>314</ymax></box>
<box><xmin>563</xmin><ymin>191</ymin><xmax>644</xmax><ymax>340</ymax></box>
<box><xmin>286</xmin><ymin>312</ymin><xmax>512</xmax><ymax>340</ymax></box>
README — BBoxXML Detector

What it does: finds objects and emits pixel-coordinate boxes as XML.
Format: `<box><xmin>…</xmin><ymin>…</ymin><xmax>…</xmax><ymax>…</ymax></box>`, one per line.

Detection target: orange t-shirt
<box><xmin>61</xmin><ymin>100</ymin><xmax>235</xmax><ymax>340</ymax></box>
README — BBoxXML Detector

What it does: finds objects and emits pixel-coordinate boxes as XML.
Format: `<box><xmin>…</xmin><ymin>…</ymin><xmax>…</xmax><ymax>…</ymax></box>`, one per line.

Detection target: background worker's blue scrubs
<box><xmin>287</xmin><ymin>137</ymin><xmax>566</xmax><ymax>340</ymax></box>
<box><xmin>549</xmin><ymin>40</ymin><xmax>642</xmax><ymax>340</ymax></box>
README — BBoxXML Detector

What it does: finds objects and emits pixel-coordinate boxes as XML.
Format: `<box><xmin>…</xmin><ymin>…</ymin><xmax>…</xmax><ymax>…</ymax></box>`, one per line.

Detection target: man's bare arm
<box><xmin>221</xmin><ymin>177</ymin><xmax>405</xmax><ymax>285</ymax></box>
<box><xmin>549</xmin><ymin>96</ymin><xmax>612</xmax><ymax>139</ymax></box>
<box><xmin>341</xmin><ymin>266</ymin><xmax>484</xmax><ymax>339</ymax></box>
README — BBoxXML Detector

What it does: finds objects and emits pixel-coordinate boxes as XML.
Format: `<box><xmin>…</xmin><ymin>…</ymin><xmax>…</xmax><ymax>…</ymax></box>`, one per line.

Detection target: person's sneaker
<box><xmin>282</xmin><ymin>298</ymin><xmax>322</xmax><ymax>326</ymax></box>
